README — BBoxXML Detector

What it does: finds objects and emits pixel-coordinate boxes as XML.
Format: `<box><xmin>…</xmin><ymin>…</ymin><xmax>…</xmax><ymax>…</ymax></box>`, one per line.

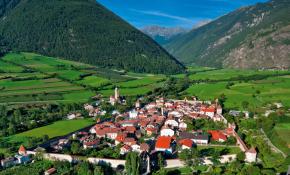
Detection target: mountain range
<box><xmin>0</xmin><ymin>0</ymin><xmax>184</xmax><ymax>74</ymax></box>
<box><xmin>165</xmin><ymin>0</ymin><xmax>290</xmax><ymax>70</ymax></box>
<box><xmin>141</xmin><ymin>26</ymin><xmax>188</xmax><ymax>45</ymax></box>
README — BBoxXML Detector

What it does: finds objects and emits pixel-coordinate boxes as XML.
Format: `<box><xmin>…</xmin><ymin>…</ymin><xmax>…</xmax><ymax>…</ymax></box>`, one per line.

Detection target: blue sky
<box><xmin>97</xmin><ymin>0</ymin><xmax>268</xmax><ymax>29</ymax></box>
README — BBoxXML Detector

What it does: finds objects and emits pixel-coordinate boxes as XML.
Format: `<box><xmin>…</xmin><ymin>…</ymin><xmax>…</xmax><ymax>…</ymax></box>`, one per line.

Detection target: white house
<box><xmin>160</xmin><ymin>128</ymin><xmax>175</xmax><ymax>137</ymax></box>
<box><xmin>178</xmin><ymin>122</ymin><xmax>187</xmax><ymax>130</ymax></box>
<box><xmin>131</xmin><ymin>144</ymin><xmax>141</xmax><ymax>153</ymax></box>
<box><xmin>245</xmin><ymin>147</ymin><xmax>257</xmax><ymax>163</ymax></box>
<box><xmin>129</xmin><ymin>110</ymin><xmax>138</xmax><ymax>119</ymax></box>
<box><xmin>165</xmin><ymin>119</ymin><xmax>179</xmax><ymax>128</ymax></box>
<box><xmin>168</xmin><ymin>111</ymin><xmax>183</xmax><ymax>118</ymax></box>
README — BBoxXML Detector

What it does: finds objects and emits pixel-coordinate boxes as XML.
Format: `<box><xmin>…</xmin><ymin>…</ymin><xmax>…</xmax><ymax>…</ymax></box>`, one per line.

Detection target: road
<box><xmin>260</xmin><ymin>128</ymin><xmax>287</xmax><ymax>158</ymax></box>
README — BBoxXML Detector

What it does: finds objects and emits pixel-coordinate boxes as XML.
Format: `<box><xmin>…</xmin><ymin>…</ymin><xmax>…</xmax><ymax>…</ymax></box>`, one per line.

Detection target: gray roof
<box><xmin>179</xmin><ymin>132</ymin><xmax>209</xmax><ymax>141</ymax></box>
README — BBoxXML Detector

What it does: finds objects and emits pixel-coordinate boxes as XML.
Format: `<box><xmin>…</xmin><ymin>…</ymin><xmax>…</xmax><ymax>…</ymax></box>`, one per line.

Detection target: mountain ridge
<box><xmin>165</xmin><ymin>0</ymin><xmax>290</xmax><ymax>70</ymax></box>
<box><xmin>0</xmin><ymin>0</ymin><xmax>185</xmax><ymax>74</ymax></box>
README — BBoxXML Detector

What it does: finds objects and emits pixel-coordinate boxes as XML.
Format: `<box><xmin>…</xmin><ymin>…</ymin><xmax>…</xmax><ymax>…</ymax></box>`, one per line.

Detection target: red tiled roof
<box><xmin>95</xmin><ymin>129</ymin><xmax>106</xmax><ymax>136</ymax></box>
<box><xmin>208</xmin><ymin>130</ymin><xmax>227</xmax><ymax>141</ymax></box>
<box><xmin>19</xmin><ymin>145</ymin><xmax>26</xmax><ymax>153</ymax></box>
<box><xmin>178</xmin><ymin>139</ymin><xmax>193</xmax><ymax>148</ymax></box>
<box><xmin>124</xmin><ymin>126</ymin><xmax>136</xmax><ymax>132</ymax></box>
<box><xmin>247</xmin><ymin>147</ymin><xmax>257</xmax><ymax>154</ymax></box>
<box><xmin>155</xmin><ymin>136</ymin><xmax>171</xmax><ymax>149</ymax></box>
<box><xmin>116</xmin><ymin>133</ymin><xmax>127</xmax><ymax>142</ymax></box>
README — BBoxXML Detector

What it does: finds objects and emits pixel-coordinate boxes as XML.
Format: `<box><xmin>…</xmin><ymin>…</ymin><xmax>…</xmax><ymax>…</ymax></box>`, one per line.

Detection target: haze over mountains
<box><xmin>141</xmin><ymin>26</ymin><xmax>189</xmax><ymax>45</ymax></box>
<box><xmin>0</xmin><ymin>0</ymin><xmax>184</xmax><ymax>74</ymax></box>
<box><xmin>164</xmin><ymin>0</ymin><xmax>290</xmax><ymax>70</ymax></box>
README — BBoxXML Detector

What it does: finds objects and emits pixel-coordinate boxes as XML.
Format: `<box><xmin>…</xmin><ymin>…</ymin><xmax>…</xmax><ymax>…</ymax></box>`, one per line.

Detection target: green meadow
<box><xmin>0</xmin><ymin>52</ymin><xmax>165</xmax><ymax>105</ymax></box>
<box><xmin>271</xmin><ymin>122</ymin><xmax>290</xmax><ymax>155</ymax></box>
<box><xmin>184</xmin><ymin>71</ymin><xmax>290</xmax><ymax>109</ymax></box>
<box><xmin>6</xmin><ymin>119</ymin><xmax>95</xmax><ymax>146</ymax></box>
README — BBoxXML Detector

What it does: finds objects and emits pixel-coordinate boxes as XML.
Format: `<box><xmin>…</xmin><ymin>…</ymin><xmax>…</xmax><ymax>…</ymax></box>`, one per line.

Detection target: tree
<box><xmin>125</xmin><ymin>152</ymin><xmax>140</xmax><ymax>175</ymax></box>
<box><xmin>157</xmin><ymin>153</ymin><xmax>165</xmax><ymax>170</ymax></box>
<box><xmin>71</xmin><ymin>141</ymin><xmax>81</xmax><ymax>155</ymax></box>
<box><xmin>94</xmin><ymin>166</ymin><xmax>105</xmax><ymax>175</ymax></box>
<box><xmin>241</xmin><ymin>101</ymin><xmax>249</xmax><ymax>110</ymax></box>
<box><xmin>237</xmin><ymin>152</ymin><xmax>245</xmax><ymax>162</ymax></box>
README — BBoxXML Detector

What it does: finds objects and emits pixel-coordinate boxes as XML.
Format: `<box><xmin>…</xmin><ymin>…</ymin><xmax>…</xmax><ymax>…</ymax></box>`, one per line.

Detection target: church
<box><xmin>109</xmin><ymin>87</ymin><xmax>126</xmax><ymax>105</ymax></box>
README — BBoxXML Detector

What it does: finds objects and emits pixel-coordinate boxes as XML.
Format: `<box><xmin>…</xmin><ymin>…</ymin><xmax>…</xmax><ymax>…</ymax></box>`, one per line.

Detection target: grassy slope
<box><xmin>165</xmin><ymin>0</ymin><xmax>290</xmax><ymax>69</ymax></box>
<box><xmin>0</xmin><ymin>52</ymin><xmax>166</xmax><ymax>104</ymax></box>
<box><xmin>7</xmin><ymin>119</ymin><xmax>95</xmax><ymax>144</ymax></box>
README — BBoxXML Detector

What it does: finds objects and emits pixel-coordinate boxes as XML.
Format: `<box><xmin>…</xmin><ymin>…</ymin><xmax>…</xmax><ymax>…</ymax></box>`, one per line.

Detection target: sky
<box><xmin>97</xmin><ymin>0</ymin><xmax>268</xmax><ymax>29</ymax></box>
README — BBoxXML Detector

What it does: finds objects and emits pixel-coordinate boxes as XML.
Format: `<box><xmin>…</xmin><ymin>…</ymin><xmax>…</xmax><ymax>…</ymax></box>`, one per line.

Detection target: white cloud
<box><xmin>130</xmin><ymin>9</ymin><xmax>193</xmax><ymax>23</ymax></box>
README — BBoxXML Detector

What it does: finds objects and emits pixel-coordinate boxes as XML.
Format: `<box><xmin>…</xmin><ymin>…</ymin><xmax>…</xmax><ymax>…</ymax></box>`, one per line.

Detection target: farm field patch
<box><xmin>6</xmin><ymin>119</ymin><xmax>95</xmax><ymax>146</ymax></box>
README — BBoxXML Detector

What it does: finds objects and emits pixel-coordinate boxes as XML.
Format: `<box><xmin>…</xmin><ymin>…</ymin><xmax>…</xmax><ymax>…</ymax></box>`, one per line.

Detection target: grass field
<box><xmin>188</xmin><ymin>69</ymin><xmax>285</xmax><ymax>81</ymax></box>
<box><xmin>185</xmin><ymin>75</ymin><xmax>290</xmax><ymax>109</ymax></box>
<box><xmin>0</xmin><ymin>52</ymin><xmax>165</xmax><ymax>104</ymax></box>
<box><xmin>6</xmin><ymin>119</ymin><xmax>95</xmax><ymax>145</ymax></box>
<box><xmin>77</xmin><ymin>75</ymin><xmax>111</xmax><ymax>88</ymax></box>
<box><xmin>0</xmin><ymin>60</ymin><xmax>24</xmax><ymax>73</ymax></box>
<box><xmin>197</xmin><ymin>145</ymin><xmax>241</xmax><ymax>155</ymax></box>
<box><xmin>271</xmin><ymin>123</ymin><xmax>290</xmax><ymax>155</ymax></box>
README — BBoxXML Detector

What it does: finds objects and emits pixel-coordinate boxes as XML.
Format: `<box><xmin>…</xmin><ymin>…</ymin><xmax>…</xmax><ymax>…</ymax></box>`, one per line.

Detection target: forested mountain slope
<box><xmin>0</xmin><ymin>0</ymin><xmax>184</xmax><ymax>74</ymax></box>
<box><xmin>165</xmin><ymin>0</ymin><xmax>290</xmax><ymax>70</ymax></box>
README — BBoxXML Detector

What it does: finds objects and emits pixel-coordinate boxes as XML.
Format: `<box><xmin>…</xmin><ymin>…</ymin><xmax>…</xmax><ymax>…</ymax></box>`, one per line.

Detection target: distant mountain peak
<box><xmin>141</xmin><ymin>26</ymin><xmax>189</xmax><ymax>45</ymax></box>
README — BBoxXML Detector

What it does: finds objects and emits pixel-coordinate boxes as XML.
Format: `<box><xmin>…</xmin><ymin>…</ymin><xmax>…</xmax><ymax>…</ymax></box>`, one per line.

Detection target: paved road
<box><xmin>260</xmin><ymin>128</ymin><xmax>287</xmax><ymax>158</ymax></box>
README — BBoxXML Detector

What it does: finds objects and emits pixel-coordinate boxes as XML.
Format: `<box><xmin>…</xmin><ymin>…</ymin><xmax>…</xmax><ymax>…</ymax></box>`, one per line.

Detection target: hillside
<box><xmin>165</xmin><ymin>0</ymin><xmax>290</xmax><ymax>70</ymax></box>
<box><xmin>0</xmin><ymin>0</ymin><xmax>184</xmax><ymax>74</ymax></box>
<box><xmin>141</xmin><ymin>26</ymin><xmax>188</xmax><ymax>45</ymax></box>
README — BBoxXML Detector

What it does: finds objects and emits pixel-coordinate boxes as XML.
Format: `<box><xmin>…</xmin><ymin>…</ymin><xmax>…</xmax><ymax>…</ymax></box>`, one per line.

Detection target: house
<box><xmin>18</xmin><ymin>145</ymin><xmax>27</xmax><ymax>155</ymax></box>
<box><xmin>216</xmin><ymin>105</ymin><xmax>222</xmax><ymax>115</ymax></box>
<box><xmin>146</xmin><ymin>127</ymin><xmax>157</xmax><ymax>136</ymax></box>
<box><xmin>164</xmin><ymin>119</ymin><xmax>179</xmax><ymax>128</ymax></box>
<box><xmin>178</xmin><ymin>122</ymin><xmax>187</xmax><ymax>131</ymax></box>
<box><xmin>179</xmin><ymin>131</ymin><xmax>209</xmax><ymax>145</ymax></box>
<box><xmin>155</xmin><ymin>136</ymin><xmax>173</xmax><ymax>154</ymax></box>
<box><xmin>208</xmin><ymin>130</ymin><xmax>227</xmax><ymax>142</ymax></box>
<box><xmin>95</xmin><ymin>130</ymin><xmax>106</xmax><ymax>138</ymax></box>
<box><xmin>131</xmin><ymin>144</ymin><xmax>141</xmax><ymax>153</ymax></box>
<box><xmin>160</xmin><ymin>128</ymin><xmax>175</xmax><ymax>137</ymax></box>
<box><xmin>124</xmin><ymin>138</ymin><xmax>136</xmax><ymax>146</ymax></box>
<box><xmin>115</xmin><ymin>133</ymin><xmax>127</xmax><ymax>145</ymax></box>
<box><xmin>123</xmin><ymin>126</ymin><xmax>136</xmax><ymax>134</ymax></box>
<box><xmin>129</xmin><ymin>110</ymin><xmax>138</xmax><ymax>119</ymax></box>
<box><xmin>104</xmin><ymin>128</ymin><xmax>121</xmax><ymax>139</ymax></box>
<box><xmin>1</xmin><ymin>158</ymin><xmax>15</xmax><ymax>168</ymax></box>
<box><xmin>120</xmin><ymin>145</ymin><xmax>132</xmax><ymax>155</ymax></box>
<box><xmin>45</xmin><ymin>168</ymin><xmax>57</xmax><ymax>175</ymax></box>
<box><xmin>83</xmin><ymin>139</ymin><xmax>100</xmax><ymax>149</ymax></box>
<box><xmin>245</xmin><ymin>147</ymin><xmax>257</xmax><ymax>163</ymax></box>
<box><xmin>178</xmin><ymin>139</ymin><xmax>193</xmax><ymax>150</ymax></box>
<box><xmin>201</xmin><ymin>107</ymin><xmax>215</xmax><ymax>118</ymax></box>
<box><xmin>15</xmin><ymin>154</ymin><xmax>30</xmax><ymax>164</ymax></box>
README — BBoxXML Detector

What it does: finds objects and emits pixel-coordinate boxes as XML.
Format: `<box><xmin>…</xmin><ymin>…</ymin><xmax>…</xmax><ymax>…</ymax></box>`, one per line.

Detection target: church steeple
<box><xmin>115</xmin><ymin>87</ymin><xmax>119</xmax><ymax>100</ymax></box>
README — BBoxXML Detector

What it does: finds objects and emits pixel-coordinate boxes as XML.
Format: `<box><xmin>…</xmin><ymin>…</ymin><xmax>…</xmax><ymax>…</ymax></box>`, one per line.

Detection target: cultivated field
<box><xmin>6</xmin><ymin>119</ymin><xmax>95</xmax><ymax>145</ymax></box>
<box><xmin>0</xmin><ymin>52</ymin><xmax>166</xmax><ymax>105</ymax></box>
<box><xmin>271</xmin><ymin>122</ymin><xmax>290</xmax><ymax>155</ymax></box>
<box><xmin>183</xmin><ymin>70</ymin><xmax>290</xmax><ymax>109</ymax></box>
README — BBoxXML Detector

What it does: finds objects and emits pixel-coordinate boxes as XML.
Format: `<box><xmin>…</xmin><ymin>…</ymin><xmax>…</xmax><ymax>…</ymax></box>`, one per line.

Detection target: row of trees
<box><xmin>0</xmin><ymin>103</ymin><xmax>87</xmax><ymax>137</ymax></box>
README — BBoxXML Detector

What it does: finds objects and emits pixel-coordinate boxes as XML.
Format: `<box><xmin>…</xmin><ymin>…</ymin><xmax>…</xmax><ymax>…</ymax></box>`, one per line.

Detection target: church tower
<box><xmin>115</xmin><ymin>87</ymin><xmax>120</xmax><ymax>100</ymax></box>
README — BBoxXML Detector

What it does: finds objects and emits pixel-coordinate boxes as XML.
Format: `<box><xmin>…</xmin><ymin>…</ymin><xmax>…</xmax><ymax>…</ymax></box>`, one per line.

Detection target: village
<box><xmin>0</xmin><ymin>87</ymin><xmax>258</xmax><ymax>174</ymax></box>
